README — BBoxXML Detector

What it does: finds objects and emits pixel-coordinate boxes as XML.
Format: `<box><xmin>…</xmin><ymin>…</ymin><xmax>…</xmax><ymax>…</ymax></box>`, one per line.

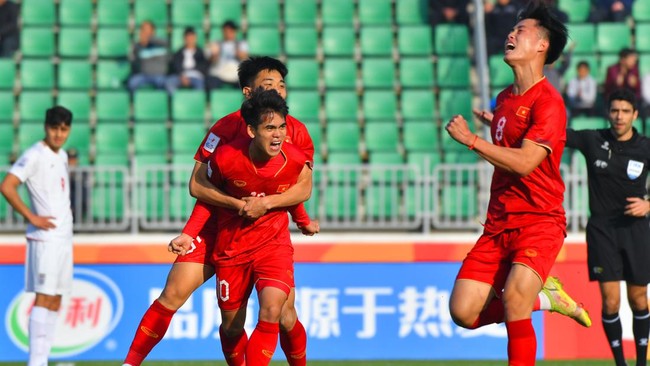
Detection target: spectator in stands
<box><xmin>544</xmin><ymin>45</ymin><xmax>572</xmax><ymax>93</ymax></box>
<box><xmin>566</xmin><ymin>60</ymin><xmax>598</xmax><ymax>117</ymax></box>
<box><xmin>485</xmin><ymin>0</ymin><xmax>522</xmax><ymax>56</ymax></box>
<box><xmin>0</xmin><ymin>0</ymin><xmax>19</xmax><ymax>58</ymax></box>
<box><xmin>605</xmin><ymin>48</ymin><xmax>640</xmax><ymax>101</ymax></box>
<box><xmin>429</xmin><ymin>0</ymin><xmax>470</xmax><ymax>27</ymax></box>
<box><xmin>590</xmin><ymin>0</ymin><xmax>634</xmax><ymax>22</ymax></box>
<box><xmin>165</xmin><ymin>27</ymin><xmax>208</xmax><ymax>95</ymax></box>
<box><xmin>127</xmin><ymin>20</ymin><xmax>169</xmax><ymax>93</ymax></box>
<box><xmin>642</xmin><ymin>72</ymin><xmax>650</xmax><ymax>122</ymax></box>
<box><xmin>206</xmin><ymin>20</ymin><xmax>249</xmax><ymax>90</ymax></box>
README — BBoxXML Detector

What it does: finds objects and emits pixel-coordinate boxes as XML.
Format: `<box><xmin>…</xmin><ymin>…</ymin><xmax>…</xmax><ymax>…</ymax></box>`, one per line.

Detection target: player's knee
<box><xmin>279</xmin><ymin>307</ymin><xmax>297</xmax><ymax>331</ymax></box>
<box><xmin>259</xmin><ymin>303</ymin><xmax>284</xmax><ymax>323</ymax></box>
<box><xmin>158</xmin><ymin>287</ymin><xmax>190</xmax><ymax>310</ymax></box>
<box><xmin>602</xmin><ymin>297</ymin><xmax>621</xmax><ymax>314</ymax></box>
<box><xmin>449</xmin><ymin>306</ymin><xmax>478</xmax><ymax>329</ymax></box>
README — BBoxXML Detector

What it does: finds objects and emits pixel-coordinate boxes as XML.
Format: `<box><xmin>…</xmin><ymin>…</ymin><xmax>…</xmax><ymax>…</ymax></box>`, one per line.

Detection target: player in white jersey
<box><xmin>1</xmin><ymin>106</ymin><xmax>74</xmax><ymax>366</ymax></box>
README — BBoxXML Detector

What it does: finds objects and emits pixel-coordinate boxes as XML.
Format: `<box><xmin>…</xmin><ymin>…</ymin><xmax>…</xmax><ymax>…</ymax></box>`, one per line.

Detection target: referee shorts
<box><xmin>586</xmin><ymin>216</ymin><xmax>650</xmax><ymax>284</ymax></box>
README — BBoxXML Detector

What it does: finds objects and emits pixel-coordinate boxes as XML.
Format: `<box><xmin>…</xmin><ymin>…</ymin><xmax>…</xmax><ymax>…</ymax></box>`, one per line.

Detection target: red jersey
<box><xmin>198</xmin><ymin>138</ymin><xmax>309</xmax><ymax>263</ymax></box>
<box><xmin>486</xmin><ymin>77</ymin><xmax>566</xmax><ymax>233</ymax></box>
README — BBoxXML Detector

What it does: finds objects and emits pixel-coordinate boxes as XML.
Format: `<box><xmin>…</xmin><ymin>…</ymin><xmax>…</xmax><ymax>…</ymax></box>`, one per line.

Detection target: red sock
<box><xmin>280</xmin><ymin>320</ymin><xmax>307</xmax><ymax>366</ymax></box>
<box><xmin>506</xmin><ymin>319</ymin><xmax>536</xmax><ymax>366</ymax></box>
<box><xmin>246</xmin><ymin>320</ymin><xmax>279</xmax><ymax>366</ymax></box>
<box><xmin>123</xmin><ymin>300</ymin><xmax>175</xmax><ymax>366</ymax></box>
<box><xmin>471</xmin><ymin>297</ymin><xmax>505</xmax><ymax>328</ymax></box>
<box><xmin>219</xmin><ymin>326</ymin><xmax>247</xmax><ymax>366</ymax></box>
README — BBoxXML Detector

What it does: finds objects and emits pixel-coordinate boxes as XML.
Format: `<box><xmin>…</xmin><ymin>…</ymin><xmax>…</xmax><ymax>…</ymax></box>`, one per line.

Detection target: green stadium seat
<box><xmin>209</xmin><ymin>0</ymin><xmax>242</xmax><ymax>26</ymax></box>
<box><xmin>287</xmin><ymin>90</ymin><xmax>320</xmax><ymax>122</ymax></box>
<box><xmin>0</xmin><ymin>59</ymin><xmax>15</xmax><ymax>89</ymax></box>
<box><xmin>407</xmin><ymin>151</ymin><xmax>441</xmax><ymax>176</ymax></box>
<box><xmin>570</xmin><ymin>117</ymin><xmax>607</xmax><ymax>130</ymax></box>
<box><xmin>95</xmin><ymin>123</ymin><xmax>129</xmax><ymax>154</ymax></box>
<box><xmin>636</xmin><ymin>23</ymin><xmax>650</xmax><ymax>52</ymax></box>
<box><xmin>633</xmin><ymin>0</ymin><xmax>650</xmax><ymax>21</ymax></box>
<box><xmin>360</xmin><ymin>27</ymin><xmax>394</xmax><ymax>57</ymax></box>
<box><xmin>134</xmin><ymin>0</ymin><xmax>169</xmax><ymax>27</ymax></box>
<box><xmin>134</xmin><ymin>90</ymin><xmax>169</xmax><ymax>121</ymax></box>
<box><xmin>171</xmin><ymin>151</ymin><xmax>196</xmax><ymax>183</ymax></box>
<box><xmin>489</xmin><ymin>55</ymin><xmax>513</xmax><ymax>88</ymax></box>
<box><xmin>59</xmin><ymin>0</ymin><xmax>92</xmax><ymax>26</ymax></box>
<box><xmin>325</xmin><ymin>91</ymin><xmax>358</xmax><ymax>120</ymax></box>
<box><xmin>58</xmin><ymin>60</ymin><xmax>92</xmax><ymax>90</ymax></box>
<box><xmin>359</xmin><ymin>0</ymin><xmax>392</xmax><ymax>25</ymax></box>
<box><xmin>21</xmin><ymin>0</ymin><xmax>55</xmax><ymax>26</ymax></box>
<box><xmin>20</xmin><ymin>28</ymin><xmax>55</xmax><ymax>57</ymax></box>
<box><xmin>403</xmin><ymin>120</ymin><xmax>439</xmax><ymax>151</ymax></box>
<box><xmin>365</xmin><ymin>182</ymin><xmax>400</xmax><ymax>219</ymax></box>
<box><xmin>0</xmin><ymin>124</ymin><xmax>14</xmax><ymax>154</ymax></box>
<box><xmin>321</xmin><ymin>0</ymin><xmax>354</xmax><ymax>25</ymax></box>
<box><xmin>362</xmin><ymin>90</ymin><xmax>397</xmax><ymax>121</ymax></box>
<box><xmin>57</xmin><ymin>91</ymin><xmax>91</xmax><ymax>121</ymax></box>
<box><xmin>284</xmin><ymin>27</ymin><xmax>318</xmax><ymax>57</ymax></box>
<box><xmin>326</xmin><ymin>151</ymin><xmax>361</xmax><ymax>183</ymax></box>
<box><xmin>436</xmin><ymin>56</ymin><xmax>471</xmax><ymax>88</ymax></box>
<box><xmin>169</xmin><ymin>186</ymin><xmax>194</xmax><ymax>220</ymax></box>
<box><xmin>18</xmin><ymin>123</ymin><xmax>44</xmax><ymax>151</ymax></box>
<box><xmin>304</xmin><ymin>189</ymin><xmax>320</xmax><ymax>219</ymax></box>
<box><xmin>20</xmin><ymin>59</ymin><xmax>54</xmax><ymax>90</ymax></box>
<box><xmin>133</xmin><ymin>124</ymin><xmax>169</xmax><ymax>154</ymax></box>
<box><xmin>172</xmin><ymin>90</ymin><xmax>206</xmax><ymax>122</ymax></box>
<box><xmin>323</xmin><ymin>58</ymin><xmax>357</xmax><ymax>89</ymax></box>
<box><xmin>97</xmin><ymin>0</ymin><xmax>130</xmax><ymax>26</ymax></box>
<box><xmin>566</xmin><ymin>23</ymin><xmax>596</xmax><ymax>54</ymax></box>
<box><xmin>396</xmin><ymin>0</ymin><xmax>429</xmax><ymax>24</ymax></box>
<box><xmin>96</xmin><ymin>91</ymin><xmax>130</xmax><ymax>122</ymax></box>
<box><xmin>326</xmin><ymin>122</ymin><xmax>360</xmax><ymax>152</ymax></box>
<box><xmin>361</xmin><ymin>58</ymin><xmax>395</xmax><ymax>89</ymax></box>
<box><xmin>247</xmin><ymin>27</ymin><xmax>281</xmax><ymax>56</ymax></box>
<box><xmin>321</xmin><ymin>26</ymin><xmax>356</xmax><ymax>57</ymax></box>
<box><xmin>284</xmin><ymin>0</ymin><xmax>317</xmax><ymax>25</ymax></box>
<box><xmin>597</xmin><ymin>23</ymin><xmax>631</xmax><ymax>53</ymax></box>
<box><xmin>247</xmin><ymin>0</ymin><xmax>280</xmax><ymax>26</ymax></box>
<box><xmin>439</xmin><ymin>89</ymin><xmax>473</xmax><ymax>122</ymax></box>
<box><xmin>171</xmin><ymin>123</ymin><xmax>206</xmax><ymax>154</ymax></box>
<box><xmin>401</xmin><ymin>90</ymin><xmax>436</xmax><ymax>120</ymax></box>
<box><xmin>171</xmin><ymin>0</ymin><xmax>204</xmax><ymax>26</ymax></box>
<box><xmin>640</xmin><ymin>54</ymin><xmax>650</xmax><ymax>77</ymax></box>
<box><xmin>399</xmin><ymin>57</ymin><xmax>434</xmax><ymax>88</ymax></box>
<box><xmin>435</xmin><ymin>24</ymin><xmax>469</xmax><ymax>56</ymax></box>
<box><xmin>94</xmin><ymin>151</ymin><xmax>129</xmax><ymax>167</ymax></box>
<box><xmin>398</xmin><ymin>25</ymin><xmax>433</xmax><ymax>56</ymax></box>
<box><xmin>324</xmin><ymin>184</ymin><xmax>358</xmax><ymax>220</ymax></box>
<box><xmin>96</xmin><ymin>28</ymin><xmax>131</xmax><ymax>58</ymax></box>
<box><xmin>209</xmin><ymin>89</ymin><xmax>243</xmax><ymax>119</ymax></box>
<box><xmin>441</xmin><ymin>185</ymin><xmax>477</xmax><ymax>218</ymax></box>
<box><xmin>63</xmin><ymin>122</ymin><xmax>91</xmax><ymax>155</ymax></box>
<box><xmin>558</xmin><ymin>0</ymin><xmax>590</xmax><ymax>22</ymax></box>
<box><xmin>96</xmin><ymin>60</ymin><xmax>131</xmax><ymax>89</ymax></box>
<box><xmin>91</xmin><ymin>187</ymin><xmax>125</xmax><ymax>220</ymax></box>
<box><xmin>171</xmin><ymin>27</ymin><xmax>206</xmax><ymax>50</ymax></box>
<box><xmin>19</xmin><ymin>91</ymin><xmax>52</xmax><ymax>121</ymax></box>
<box><xmin>0</xmin><ymin>92</ymin><xmax>14</xmax><ymax>121</ymax></box>
<box><xmin>303</xmin><ymin>121</ymin><xmax>322</xmax><ymax>153</ymax></box>
<box><xmin>286</xmin><ymin>59</ymin><xmax>319</xmax><ymax>89</ymax></box>
<box><xmin>365</xmin><ymin>122</ymin><xmax>399</xmax><ymax>152</ymax></box>
<box><xmin>598</xmin><ymin>53</ymin><xmax>619</xmax><ymax>81</ymax></box>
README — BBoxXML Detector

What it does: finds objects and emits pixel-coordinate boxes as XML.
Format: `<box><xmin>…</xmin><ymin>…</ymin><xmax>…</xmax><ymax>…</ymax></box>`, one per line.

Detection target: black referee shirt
<box><xmin>566</xmin><ymin>128</ymin><xmax>650</xmax><ymax>218</ymax></box>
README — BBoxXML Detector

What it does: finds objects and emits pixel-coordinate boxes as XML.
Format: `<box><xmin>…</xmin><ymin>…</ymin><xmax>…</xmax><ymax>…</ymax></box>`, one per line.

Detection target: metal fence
<box><xmin>0</xmin><ymin>159</ymin><xmax>590</xmax><ymax>233</ymax></box>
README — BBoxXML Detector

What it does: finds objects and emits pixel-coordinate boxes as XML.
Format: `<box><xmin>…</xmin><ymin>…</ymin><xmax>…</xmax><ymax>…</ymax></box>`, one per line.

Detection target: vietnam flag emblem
<box><xmin>516</xmin><ymin>106</ymin><xmax>530</xmax><ymax>119</ymax></box>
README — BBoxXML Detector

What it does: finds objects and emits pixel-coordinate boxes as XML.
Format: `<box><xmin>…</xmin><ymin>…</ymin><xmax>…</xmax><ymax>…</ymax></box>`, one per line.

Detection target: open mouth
<box><xmin>505</xmin><ymin>43</ymin><xmax>516</xmax><ymax>52</ymax></box>
<box><xmin>270</xmin><ymin>141</ymin><xmax>282</xmax><ymax>151</ymax></box>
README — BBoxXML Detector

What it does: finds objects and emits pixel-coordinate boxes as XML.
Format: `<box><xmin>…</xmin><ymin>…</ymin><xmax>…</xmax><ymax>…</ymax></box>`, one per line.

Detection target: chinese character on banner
<box><xmin>296</xmin><ymin>288</ymin><xmax>341</xmax><ymax>339</ymax></box>
<box><xmin>65</xmin><ymin>297</ymin><xmax>102</xmax><ymax>328</ymax></box>
<box><xmin>398</xmin><ymin>286</ymin><xmax>453</xmax><ymax>338</ymax></box>
<box><xmin>342</xmin><ymin>287</ymin><xmax>395</xmax><ymax>339</ymax></box>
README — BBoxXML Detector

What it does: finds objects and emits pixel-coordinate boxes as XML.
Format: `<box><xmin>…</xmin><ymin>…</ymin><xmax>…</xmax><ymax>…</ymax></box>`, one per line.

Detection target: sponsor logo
<box><xmin>594</xmin><ymin>159</ymin><xmax>608</xmax><ymax>169</ymax></box>
<box><xmin>515</xmin><ymin>106</ymin><xmax>530</xmax><ymax>119</ymax></box>
<box><xmin>262</xmin><ymin>349</ymin><xmax>274</xmax><ymax>358</ymax></box>
<box><xmin>234</xmin><ymin>180</ymin><xmax>247</xmax><ymax>187</ymax></box>
<box><xmin>5</xmin><ymin>268</ymin><xmax>124</xmax><ymax>357</ymax></box>
<box><xmin>627</xmin><ymin>160</ymin><xmax>644</xmax><ymax>180</ymax></box>
<box><xmin>524</xmin><ymin>248</ymin><xmax>537</xmax><ymax>258</ymax></box>
<box><xmin>140</xmin><ymin>326</ymin><xmax>159</xmax><ymax>338</ymax></box>
<box><xmin>203</xmin><ymin>133</ymin><xmax>219</xmax><ymax>153</ymax></box>
<box><xmin>593</xmin><ymin>266</ymin><xmax>604</xmax><ymax>274</ymax></box>
<box><xmin>601</xmin><ymin>141</ymin><xmax>610</xmax><ymax>150</ymax></box>
<box><xmin>290</xmin><ymin>351</ymin><xmax>306</xmax><ymax>359</ymax></box>
<box><xmin>277</xmin><ymin>184</ymin><xmax>290</xmax><ymax>193</ymax></box>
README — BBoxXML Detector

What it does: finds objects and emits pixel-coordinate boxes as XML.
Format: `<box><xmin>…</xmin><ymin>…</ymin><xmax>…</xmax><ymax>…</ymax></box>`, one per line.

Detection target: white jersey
<box><xmin>9</xmin><ymin>141</ymin><xmax>73</xmax><ymax>241</ymax></box>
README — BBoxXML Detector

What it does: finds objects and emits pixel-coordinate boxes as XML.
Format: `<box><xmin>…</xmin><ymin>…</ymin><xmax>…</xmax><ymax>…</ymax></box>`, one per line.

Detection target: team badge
<box><xmin>203</xmin><ymin>132</ymin><xmax>220</xmax><ymax>153</ymax></box>
<box><xmin>234</xmin><ymin>180</ymin><xmax>247</xmax><ymax>187</ymax></box>
<box><xmin>627</xmin><ymin>160</ymin><xmax>644</xmax><ymax>180</ymax></box>
<box><xmin>515</xmin><ymin>106</ymin><xmax>530</xmax><ymax>119</ymax></box>
<box><xmin>277</xmin><ymin>184</ymin><xmax>290</xmax><ymax>193</ymax></box>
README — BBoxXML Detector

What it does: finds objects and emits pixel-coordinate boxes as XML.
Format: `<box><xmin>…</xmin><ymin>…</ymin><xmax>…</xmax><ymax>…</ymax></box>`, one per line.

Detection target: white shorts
<box><xmin>25</xmin><ymin>238</ymin><xmax>73</xmax><ymax>296</ymax></box>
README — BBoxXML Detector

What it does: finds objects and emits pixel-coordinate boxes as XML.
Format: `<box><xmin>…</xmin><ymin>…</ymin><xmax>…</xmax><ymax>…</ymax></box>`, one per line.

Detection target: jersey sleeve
<box><xmin>565</xmin><ymin>128</ymin><xmax>586</xmax><ymax>151</ymax></box>
<box><xmin>182</xmin><ymin>200</ymin><xmax>214</xmax><ymax>238</ymax></box>
<box><xmin>524</xmin><ymin>95</ymin><xmax>567</xmax><ymax>155</ymax></box>
<box><xmin>8</xmin><ymin>149</ymin><xmax>38</xmax><ymax>183</ymax></box>
<box><xmin>193</xmin><ymin>114</ymin><xmax>242</xmax><ymax>163</ymax></box>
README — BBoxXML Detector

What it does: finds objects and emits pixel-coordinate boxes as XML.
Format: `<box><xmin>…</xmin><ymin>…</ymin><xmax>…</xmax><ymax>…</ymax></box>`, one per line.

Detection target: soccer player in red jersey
<box><xmin>123</xmin><ymin>57</ymin><xmax>316</xmax><ymax>366</ymax></box>
<box><xmin>182</xmin><ymin>88</ymin><xmax>312</xmax><ymax>365</ymax></box>
<box><xmin>445</xmin><ymin>2</ymin><xmax>590</xmax><ymax>365</ymax></box>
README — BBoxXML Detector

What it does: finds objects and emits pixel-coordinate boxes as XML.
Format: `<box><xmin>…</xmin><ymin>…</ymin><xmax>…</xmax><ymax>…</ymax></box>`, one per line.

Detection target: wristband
<box><xmin>468</xmin><ymin>135</ymin><xmax>479</xmax><ymax>150</ymax></box>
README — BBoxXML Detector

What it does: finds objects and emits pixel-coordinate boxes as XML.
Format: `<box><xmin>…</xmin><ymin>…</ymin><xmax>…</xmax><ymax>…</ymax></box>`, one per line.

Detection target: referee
<box><xmin>567</xmin><ymin>88</ymin><xmax>650</xmax><ymax>366</ymax></box>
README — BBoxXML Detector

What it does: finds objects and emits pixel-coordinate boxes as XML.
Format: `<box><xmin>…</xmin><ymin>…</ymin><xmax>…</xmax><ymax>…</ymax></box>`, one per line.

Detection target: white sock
<box><xmin>45</xmin><ymin>310</ymin><xmax>59</xmax><ymax>353</ymax></box>
<box><xmin>28</xmin><ymin>306</ymin><xmax>50</xmax><ymax>366</ymax></box>
<box><xmin>538</xmin><ymin>292</ymin><xmax>552</xmax><ymax>311</ymax></box>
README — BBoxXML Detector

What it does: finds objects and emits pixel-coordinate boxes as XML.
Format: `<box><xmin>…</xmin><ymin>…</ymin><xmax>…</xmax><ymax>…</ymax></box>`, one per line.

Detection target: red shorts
<box><xmin>457</xmin><ymin>221</ymin><xmax>564</xmax><ymax>291</ymax></box>
<box><xmin>215</xmin><ymin>243</ymin><xmax>295</xmax><ymax>311</ymax></box>
<box><xmin>174</xmin><ymin>231</ymin><xmax>216</xmax><ymax>265</ymax></box>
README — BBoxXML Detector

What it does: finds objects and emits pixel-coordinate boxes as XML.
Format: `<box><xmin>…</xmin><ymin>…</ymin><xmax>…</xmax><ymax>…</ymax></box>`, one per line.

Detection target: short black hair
<box><xmin>44</xmin><ymin>106</ymin><xmax>73</xmax><ymax>127</ymax></box>
<box><xmin>237</xmin><ymin>56</ymin><xmax>288</xmax><ymax>89</ymax></box>
<box><xmin>222</xmin><ymin>20</ymin><xmax>238</xmax><ymax>30</ymax></box>
<box><xmin>608</xmin><ymin>88</ymin><xmax>637</xmax><ymax>111</ymax></box>
<box><xmin>184</xmin><ymin>26</ymin><xmax>195</xmax><ymax>36</ymax></box>
<box><xmin>576</xmin><ymin>60</ymin><xmax>590</xmax><ymax>69</ymax></box>
<box><xmin>619</xmin><ymin>47</ymin><xmax>637</xmax><ymax>58</ymax></box>
<box><xmin>518</xmin><ymin>0</ymin><xmax>568</xmax><ymax>65</ymax></box>
<box><xmin>241</xmin><ymin>88</ymin><xmax>288</xmax><ymax>129</ymax></box>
